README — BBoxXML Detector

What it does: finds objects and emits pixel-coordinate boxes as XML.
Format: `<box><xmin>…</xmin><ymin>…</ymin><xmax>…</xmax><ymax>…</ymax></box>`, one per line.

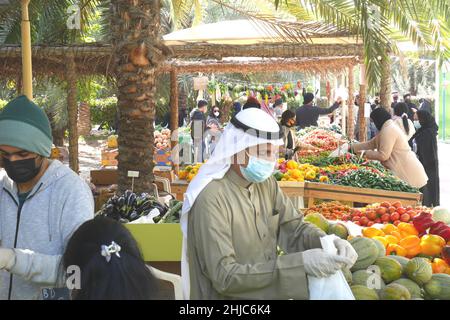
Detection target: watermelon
<box><xmin>405</xmin><ymin>257</ymin><xmax>433</xmax><ymax>286</ymax></box>
<box><xmin>350</xmin><ymin>237</ymin><xmax>379</xmax><ymax>271</ymax></box>
<box><xmin>351</xmin><ymin>285</ymin><xmax>379</xmax><ymax>300</ymax></box>
<box><xmin>423</xmin><ymin>273</ymin><xmax>450</xmax><ymax>300</ymax></box>
<box><xmin>392</xmin><ymin>278</ymin><xmax>423</xmax><ymax>299</ymax></box>
<box><xmin>379</xmin><ymin>283</ymin><xmax>411</xmax><ymax>300</ymax></box>
<box><xmin>342</xmin><ymin>267</ymin><xmax>352</xmax><ymax>285</ymax></box>
<box><xmin>327</xmin><ymin>223</ymin><xmax>349</xmax><ymax>239</ymax></box>
<box><xmin>371</xmin><ymin>238</ymin><xmax>386</xmax><ymax>258</ymax></box>
<box><xmin>374</xmin><ymin>257</ymin><xmax>403</xmax><ymax>283</ymax></box>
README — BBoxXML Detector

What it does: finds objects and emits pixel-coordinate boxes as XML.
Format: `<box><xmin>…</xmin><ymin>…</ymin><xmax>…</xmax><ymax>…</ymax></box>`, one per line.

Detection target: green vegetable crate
<box><xmin>125</xmin><ymin>223</ymin><xmax>182</xmax><ymax>262</ymax></box>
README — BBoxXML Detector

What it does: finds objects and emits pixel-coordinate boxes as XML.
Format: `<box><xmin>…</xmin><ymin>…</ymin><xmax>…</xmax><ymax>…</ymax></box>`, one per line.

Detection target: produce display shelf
<box><xmin>171</xmin><ymin>180</ymin><xmax>422</xmax><ymax>207</ymax></box>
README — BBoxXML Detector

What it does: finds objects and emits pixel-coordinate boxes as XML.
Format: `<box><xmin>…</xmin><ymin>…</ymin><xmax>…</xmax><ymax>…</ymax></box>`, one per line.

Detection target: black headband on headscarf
<box><xmin>230</xmin><ymin>115</ymin><xmax>283</xmax><ymax>140</ymax></box>
<box><xmin>370</xmin><ymin>107</ymin><xmax>392</xmax><ymax>131</ymax></box>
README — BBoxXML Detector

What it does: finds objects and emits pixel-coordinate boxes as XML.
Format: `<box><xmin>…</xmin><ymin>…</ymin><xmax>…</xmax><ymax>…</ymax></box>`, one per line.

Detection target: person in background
<box><xmin>403</xmin><ymin>93</ymin><xmax>417</xmax><ymax>121</ymax></box>
<box><xmin>351</xmin><ymin>107</ymin><xmax>427</xmax><ymax>189</ymax></box>
<box><xmin>371</xmin><ymin>95</ymin><xmax>380</xmax><ymax>110</ymax></box>
<box><xmin>191</xmin><ymin>100</ymin><xmax>208</xmax><ymax>162</ymax></box>
<box><xmin>393</xmin><ymin>102</ymin><xmax>415</xmax><ymax>141</ymax></box>
<box><xmin>273</xmin><ymin>98</ymin><xmax>284</xmax><ymax>120</ymax></box>
<box><xmin>418</xmin><ymin>98</ymin><xmax>433</xmax><ymax>114</ymax></box>
<box><xmin>182</xmin><ymin>107</ymin><xmax>357</xmax><ymax>299</ymax></box>
<box><xmin>232</xmin><ymin>101</ymin><xmax>242</xmax><ymax>117</ymax></box>
<box><xmin>205</xmin><ymin>107</ymin><xmax>223</xmax><ymax>158</ymax></box>
<box><xmin>0</xmin><ymin>95</ymin><xmax>94</xmax><ymax>300</ymax></box>
<box><xmin>63</xmin><ymin>216</ymin><xmax>159</xmax><ymax>300</ymax></box>
<box><xmin>242</xmin><ymin>96</ymin><xmax>261</xmax><ymax>110</ymax></box>
<box><xmin>391</xmin><ymin>92</ymin><xmax>399</xmax><ymax>109</ymax></box>
<box><xmin>178</xmin><ymin>107</ymin><xmax>188</xmax><ymax>128</ymax></box>
<box><xmin>410</xmin><ymin>110</ymin><xmax>440</xmax><ymax>207</ymax></box>
<box><xmin>280</xmin><ymin>110</ymin><xmax>317</xmax><ymax>159</ymax></box>
<box><xmin>207</xmin><ymin>106</ymin><xmax>222</xmax><ymax>129</ymax></box>
<box><xmin>295</xmin><ymin>92</ymin><xmax>343</xmax><ymax>129</ymax></box>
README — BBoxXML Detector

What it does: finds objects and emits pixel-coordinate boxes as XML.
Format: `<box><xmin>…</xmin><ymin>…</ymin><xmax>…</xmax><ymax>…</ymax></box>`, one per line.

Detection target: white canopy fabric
<box><xmin>163</xmin><ymin>19</ymin><xmax>361</xmax><ymax>46</ymax></box>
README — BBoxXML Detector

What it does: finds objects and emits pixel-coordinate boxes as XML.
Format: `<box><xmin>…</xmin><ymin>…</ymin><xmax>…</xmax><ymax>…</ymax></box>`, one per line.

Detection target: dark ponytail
<box><xmin>401</xmin><ymin>114</ymin><xmax>410</xmax><ymax>135</ymax></box>
<box><xmin>394</xmin><ymin>102</ymin><xmax>410</xmax><ymax>135</ymax></box>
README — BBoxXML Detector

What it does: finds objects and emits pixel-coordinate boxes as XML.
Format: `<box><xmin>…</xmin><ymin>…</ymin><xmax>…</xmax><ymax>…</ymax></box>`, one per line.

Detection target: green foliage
<box><xmin>0</xmin><ymin>99</ymin><xmax>7</xmax><ymax>110</ymax></box>
<box><xmin>89</xmin><ymin>96</ymin><xmax>118</xmax><ymax>129</ymax></box>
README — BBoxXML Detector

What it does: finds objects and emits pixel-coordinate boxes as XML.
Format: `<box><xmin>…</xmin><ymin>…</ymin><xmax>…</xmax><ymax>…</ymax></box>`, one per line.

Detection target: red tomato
<box><xmin>396</xmin><ymin>207</ymin><xmax>406</xmax><ymax>215</ymax></box>
<box><xmin>393</xmin><ymin>220</ymin><xmax>401</xmax><ymax>226</ymax></box>
<box><xmin>400</xmin><ymin>213</ymin><xmax>411</xmax><ymax>222</ymax></box>
<box><xmin>405</xmin><ymin>206</ymin><xmax>413</xmax><ymax>212</ymax></box>
<box><xmin>380</xmin><ymin>202</ymin><xmax>391</xmax><ymax>208</ymax></box>
<box><xmin>352</xmin><ymin>216</ymin><xmax>361</xmax><ymax>222</ymax></box>
<box><xmin>367</xmin><ymin>211</ymin><xmax>377</xmax><ymax>221</ymax></box>
<box><xmin>408</xmin><ymin>211</ymin><xmax>417</xmax><ymax>218</ymax></box>
<box><xmin>392</xmin><ymin>201</ymin><xmax>402</xmax><ymax>209</ymax></box>
<box><xmin>375</xmin><ymin>218</ymin><xmax>381</xmax><ymax>223</ymax></box>
<box><xmin>354</xmin><ymin>221</ymin><xmax>361</xmax><ymax>226</ymax></box>
<box><xmin>388</xmin><ymin>207</ymin><xmax>397</xmax><ymax>214</ymax></box>
<box><xmin>381</xmin><ymin>213</ymin><xmax>391</xmax><ymax>222</ymax></box>
<box><xmin>367</xmin><ymin>221</ymin><xmax>375</xmax><ymax>227</ymax></box>
<box><xmin>376</xmin><ymin>207</ymin><xmax>387</xmax><ymax>215</ymax></box>
<box><xmin>390</xmin><ymin>212</ymin><xmax>400</xmax><ymax>222</ymax></box>
<box><xmin>360</xmin><ymin>217</ymin><xmax>369</xmax><ymax>226</ymax></box>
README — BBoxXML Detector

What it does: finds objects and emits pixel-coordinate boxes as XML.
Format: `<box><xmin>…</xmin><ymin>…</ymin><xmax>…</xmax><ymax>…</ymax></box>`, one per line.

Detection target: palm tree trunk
<box><xmin>347</xmin><ymin>65</ymin><xmax>355</xmax><ymax>139</ymax></box>
<box><xmin>66</xmin><ymin>54</ymin><xmax>79</xmax><ymax>173</ymax></box>
<box><xmin>380</xmin><ymin>57</ymin><xmax>392</xmax><ymax>111</ymax></box>
<box><xmin>111</xmin><ymin>0</ymin><xmax>164</xmax><ymax>194</ymax></box>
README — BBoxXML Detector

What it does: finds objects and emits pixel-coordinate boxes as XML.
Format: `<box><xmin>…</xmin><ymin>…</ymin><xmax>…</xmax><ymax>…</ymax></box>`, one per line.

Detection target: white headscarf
<box><xmin>180</xmin><ymin>108</ymin><xmax>283</xmax><ymax>299</ymax></box>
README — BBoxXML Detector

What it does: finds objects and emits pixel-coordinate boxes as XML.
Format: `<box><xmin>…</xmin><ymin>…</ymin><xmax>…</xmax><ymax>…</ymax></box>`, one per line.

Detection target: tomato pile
<box><xmin>341</xmin><ymin>201</ymin><xmax>421</xmax><ymax>227</ymax></box>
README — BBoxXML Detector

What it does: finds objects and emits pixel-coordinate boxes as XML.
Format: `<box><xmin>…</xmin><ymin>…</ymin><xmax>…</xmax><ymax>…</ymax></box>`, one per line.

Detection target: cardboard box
<box><xmin>125</xmin><ymin>223</ymin><xmax>182</xmax><ymax>261</ymax></box>
<box><xmin>91</xmin><ymin>169</ymin><xmax>118</xmax><ymax>185</ymax></box>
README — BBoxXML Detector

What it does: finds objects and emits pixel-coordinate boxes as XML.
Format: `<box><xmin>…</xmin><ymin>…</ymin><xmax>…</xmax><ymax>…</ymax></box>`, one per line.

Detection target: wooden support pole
<box><xmin>358</xmin><ymin>64</ymin><xmax>367</xmax><ymax>142</ymax></box>
<box><xmin>20</xmin><ymin>0</ymin><xmax>32</xmax><ymax>99</ymax></box>
<box><xmin>347</xmin><ymin>65</ymin><xmax>355</xmax><ymax>139</ymax></box>
<box><xmin>66</xmin><ymin>54</ymin><xmax>79</xmax><ymax>173</ymax></box>
<box><xmin>170</xmin><ymin>70</ymin><xmax>179</xmax><ymax>149</ymax></box>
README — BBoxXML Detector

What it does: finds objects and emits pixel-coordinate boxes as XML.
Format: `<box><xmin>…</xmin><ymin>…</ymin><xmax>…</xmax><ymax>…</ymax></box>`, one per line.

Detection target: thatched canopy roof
<box><xmin>159</xmin><ymin>56</ymin><xmax>359</xmax><ymax>75</ymax></box>
<box><xmin>0</xmin><ymin>44</ymin><xmax>114</xmax><ymax>79</ymax></box>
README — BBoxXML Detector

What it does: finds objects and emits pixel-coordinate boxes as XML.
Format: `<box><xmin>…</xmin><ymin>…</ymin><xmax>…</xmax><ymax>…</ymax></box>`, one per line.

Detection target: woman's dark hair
<box><xmin>417</xmin><ymin>110</ymin><xmax>438</xmax><ymax>132</ymax></box>
<box><xmin>280</xmin><ymin>110</ymin><xmax>296</xmax><ymax>126</ymax></box>
<box><xmin>370</xmin><ymin>107</ymin><xmax>392</xmax><ymax>131</ymax></box>
<box><xmin>394</xmin><ymin>102</ymin><xmax>410</xmax><ymax>135</ymax></box>
<box><xmin>197</xmin><ymin>100</ymin><xmax>208</xmax><ymax>108</ymax></box>
<box><xmin>63</xmin><ymin>216</ymin><xmax>159</xmax><ymax>300</ymax></box>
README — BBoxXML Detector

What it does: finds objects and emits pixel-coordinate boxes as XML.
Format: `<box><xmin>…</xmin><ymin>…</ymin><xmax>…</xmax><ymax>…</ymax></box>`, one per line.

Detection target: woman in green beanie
<box><xmin>0</xmin><ymin>95</ymin><xmax>94</xmax><ymax>300</ymax></box>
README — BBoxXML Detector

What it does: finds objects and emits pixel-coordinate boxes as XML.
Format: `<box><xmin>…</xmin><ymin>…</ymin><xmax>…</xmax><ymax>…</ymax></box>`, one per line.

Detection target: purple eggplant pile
<box><xmin>98</xmin><ymin>190</ymin><xmax>183</xmax><ymax>223</ymax></box>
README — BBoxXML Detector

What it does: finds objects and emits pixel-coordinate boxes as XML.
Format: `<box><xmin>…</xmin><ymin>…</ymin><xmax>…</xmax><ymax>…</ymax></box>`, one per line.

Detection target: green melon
<box><xmin>352</xmin><ymin>269</ymin><xmax>385</xmax><ymax>291</ymax></box>
<box><xmin>379</xmin><ymin>283</ymin><xmax>411</xmax><ymax>300</ymax></box>
<box><xmin>392</xmin><ymin>278</ymin><xmax>423</xmax><ymax>299</ymax></box>
<box><xmin>374</xmin><ymin>257</ymin><xmax>403</xmax><ymax>283</ymax></box>
<box><xmin>389</xmin><ymin>256</ymin><xmax>410</xmax><ymax>272</ymax></box>
<box><xmin>423</xmin><ymin>273</ymin><xmax>450</xmax><ymax>300</ymax></box>
<box><xmin>405</xmin><ymin>257</ymin><xmax>433</xmax><ymax>286</ymax></box>
<box><xmin>349</xmin><ymin>237</ymin><xmax>379</xmax><ymax>271</ymax></box>
<box><xmin>304</xmin><ymin>213</ymin><xmax>329</xmax><ymax>233</ymax></box>
<box><xmin>327</xmin><ymin>223</ymin><xmax>349</xmax><ymax>239</ymax></box>
<box><xmin>351</xmin><ymin>285</ymin><xmax>379</xmax><ymax>300</ymax></box>
<box><xmin>342</xmin><ymin>267</ymin><xmax>352</xmax><ymax>285</ymax></box>
<box><xmin>371</xmin><ymin>238</ymin><xmax>386</xmax><ymax>258</ymax></box>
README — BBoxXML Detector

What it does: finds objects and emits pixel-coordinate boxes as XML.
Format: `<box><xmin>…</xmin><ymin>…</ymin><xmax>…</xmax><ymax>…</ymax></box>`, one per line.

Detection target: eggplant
<box><xmin>127</xmin><ymin>193</ymin><xmax>137</xmax><ymax>208</ymax></box>
<box><xmin>117</xmin><ymin>196</ymin><xmax>126</xmax><ymax>208</ymax></box>
<box><xmin>129</xmin><ymin>210</ymin><xmax>138</xmax><ymax>221</ymax></box>
<box><xmin>119</xmin><ymin>218</ymin><xmax>130</xmax><ymax>224</ymax></box>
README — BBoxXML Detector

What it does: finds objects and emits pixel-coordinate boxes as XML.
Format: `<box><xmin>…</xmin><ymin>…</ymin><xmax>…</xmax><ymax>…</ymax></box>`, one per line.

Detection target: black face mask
<box><xmin>2</xmin><ymin>157</ymin><xmax>43</xmax><ymax>183</ymax></box>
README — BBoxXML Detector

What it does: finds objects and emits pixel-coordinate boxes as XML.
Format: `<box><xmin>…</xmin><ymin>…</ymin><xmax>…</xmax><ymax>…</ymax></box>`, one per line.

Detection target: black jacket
<box><xmin>295</xmin><ymin>102</ymin><xmax>340</xmax><ymax>129</ymax></box>
<box><xmin>411</xmin><ymin>124</ymin><xmax>440</xmax><ymax>206</ymax></box>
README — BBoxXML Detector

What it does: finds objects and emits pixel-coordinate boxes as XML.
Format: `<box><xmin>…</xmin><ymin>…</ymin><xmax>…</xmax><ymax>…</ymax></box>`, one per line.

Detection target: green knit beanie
<box><xmin>0</xmin><ymin>95</ymin><xmax>53</xmax><ymax>157</ymax></box>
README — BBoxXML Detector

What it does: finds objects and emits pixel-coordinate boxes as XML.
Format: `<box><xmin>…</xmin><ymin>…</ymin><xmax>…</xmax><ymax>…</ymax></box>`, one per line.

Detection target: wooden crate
<box><xmin>91</xmin><ymin>169</ymin><xmax>118</xmax><ymax>185</ymax></box>
<box><xmin>303</xmin><ymin>182</ymin><xmax>422</xmax><ymax>208</ymax></box>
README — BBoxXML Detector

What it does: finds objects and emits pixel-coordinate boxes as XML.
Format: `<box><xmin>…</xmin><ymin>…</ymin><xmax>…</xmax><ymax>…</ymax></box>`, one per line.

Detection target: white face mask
<box><xmin>414</xmin><ymin>120</ymin><xmax>421</xmax><ymax>129</ymax></box>
<box><xmin>214</xmin><ymin>111</ymin><xmax>220</xmax><ymax>117</ymax></box>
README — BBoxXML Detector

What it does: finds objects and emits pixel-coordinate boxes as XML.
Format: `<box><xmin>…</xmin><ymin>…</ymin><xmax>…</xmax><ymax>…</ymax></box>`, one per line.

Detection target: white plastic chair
<box><xmin>146</xmin><ymin>265</ymin><xmax>183</xmax><ymax>300</ymax></box>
